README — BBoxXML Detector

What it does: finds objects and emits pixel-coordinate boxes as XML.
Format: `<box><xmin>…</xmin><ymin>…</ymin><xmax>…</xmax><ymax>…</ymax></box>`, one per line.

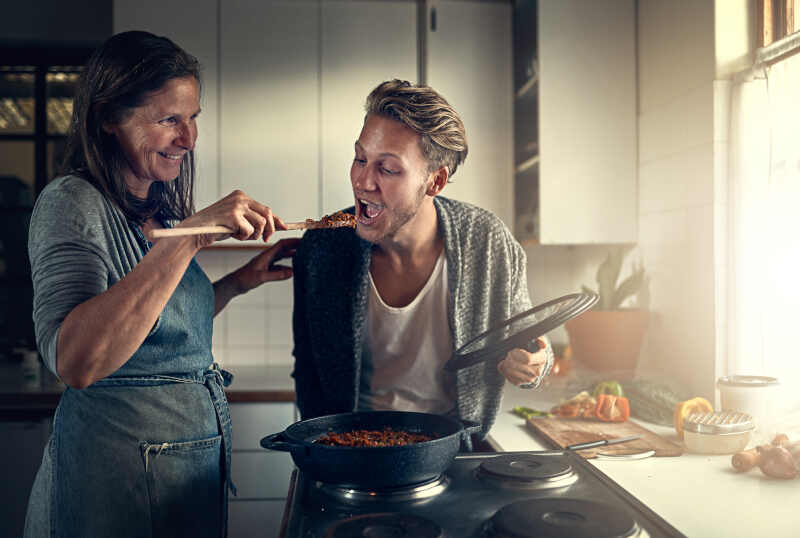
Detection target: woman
<box><xmin>24</xmin><ymin>31</ymin><xmax>297</xmax><ymax>537</ymax></box>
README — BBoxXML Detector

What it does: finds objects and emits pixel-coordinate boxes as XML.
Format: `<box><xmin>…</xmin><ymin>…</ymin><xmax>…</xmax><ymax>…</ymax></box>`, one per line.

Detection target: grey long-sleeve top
<box><xmin>291</xmin><ymin>196</ymin><xmax>553</xmax><ymax>440</ymax></box>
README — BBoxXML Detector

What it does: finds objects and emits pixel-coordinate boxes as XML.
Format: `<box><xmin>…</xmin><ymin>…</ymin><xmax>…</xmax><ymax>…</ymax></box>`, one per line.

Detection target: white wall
<box><xmin>197</xmin><ymin>250</ymin><xmax>295</xmax><ymax>368</ymax></box>
<box><xmin>635</xmin><ymin>0</ymin><xmax>719</xmax><ymax>399</ymax></box>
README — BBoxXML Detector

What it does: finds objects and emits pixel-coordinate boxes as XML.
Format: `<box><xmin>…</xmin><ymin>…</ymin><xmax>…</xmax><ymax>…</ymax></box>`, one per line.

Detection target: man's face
<box><xmin>351</xmin><ymin>114</ymin><xmax>432</xmax><ymax>244</ymax></box>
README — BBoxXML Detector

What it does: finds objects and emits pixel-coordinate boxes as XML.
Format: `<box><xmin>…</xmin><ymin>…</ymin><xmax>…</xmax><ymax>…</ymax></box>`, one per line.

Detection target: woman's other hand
<box><xmin>181</xmin><ymin>190</ymin><xmax>287</xmax><ymax>247</ymax></box>
<box><xmin>497</xmin><ymin>337</ymin><xmax>548</xmax><ymax>387</ymax></box>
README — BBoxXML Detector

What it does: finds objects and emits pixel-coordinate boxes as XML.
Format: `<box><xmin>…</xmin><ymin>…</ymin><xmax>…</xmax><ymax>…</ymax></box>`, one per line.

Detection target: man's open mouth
<box><xmin>357</xmin><ymin>199</ymin><xmax>385</xmax><ymax>224</ymax></box>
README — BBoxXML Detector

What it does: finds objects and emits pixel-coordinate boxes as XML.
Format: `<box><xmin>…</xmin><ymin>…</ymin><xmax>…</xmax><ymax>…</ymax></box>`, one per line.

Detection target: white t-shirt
<box><xmin>358</xmin><ymin>252</ymin><xmax>456</xmax><ymax>414</ymax></box>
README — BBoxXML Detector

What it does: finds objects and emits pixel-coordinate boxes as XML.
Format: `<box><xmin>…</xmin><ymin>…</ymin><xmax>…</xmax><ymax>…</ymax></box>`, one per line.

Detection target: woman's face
<box><xmin>105</xmin><ymin>76</ymin><xmax>200</xmax><ymax>198</ymax></box>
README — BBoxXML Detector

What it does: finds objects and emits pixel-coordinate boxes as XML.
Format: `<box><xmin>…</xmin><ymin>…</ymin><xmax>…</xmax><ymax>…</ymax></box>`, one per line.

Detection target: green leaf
<box><xmin>611</xmin><ymin>265</ymin><xmax>645</xmax><ymax>309</ymax></box>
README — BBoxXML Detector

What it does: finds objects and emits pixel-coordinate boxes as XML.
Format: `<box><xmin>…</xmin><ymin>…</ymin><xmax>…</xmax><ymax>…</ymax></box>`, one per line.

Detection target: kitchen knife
<box><xmin>565</xmin><ymin>435</ymin><xmax>640</xmax><ymax>451</ymax></box>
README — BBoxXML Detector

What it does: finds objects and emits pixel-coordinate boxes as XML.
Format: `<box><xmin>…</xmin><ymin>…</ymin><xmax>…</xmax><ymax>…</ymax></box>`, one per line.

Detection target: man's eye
<box><xmin>159</xmin><ymin>117</ymin><xmax>177</xmax><ymax>125</ymax></box>
<box><xmin>353</xmin><ymin>157</ymin><xmax>366</xmax><ymax>165</ymax></box>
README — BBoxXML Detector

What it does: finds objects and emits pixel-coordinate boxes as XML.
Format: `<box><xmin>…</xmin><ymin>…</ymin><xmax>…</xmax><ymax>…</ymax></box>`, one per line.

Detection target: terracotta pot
<box><xmin>564</xmin><ymin>309</ymin><xmax>649</xmax><ymax>373</ymax></box>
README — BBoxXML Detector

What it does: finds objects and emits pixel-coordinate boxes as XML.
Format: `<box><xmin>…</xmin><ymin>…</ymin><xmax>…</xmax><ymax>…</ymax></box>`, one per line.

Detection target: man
<box><xmin>292</xmin><ymin>79</ymin><xmax>552</xmax><ymax>446</ymax></box>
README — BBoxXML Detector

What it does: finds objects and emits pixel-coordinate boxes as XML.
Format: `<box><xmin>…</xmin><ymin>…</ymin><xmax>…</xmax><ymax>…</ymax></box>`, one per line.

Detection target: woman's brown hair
<box><xmin>365</xmin><ymin>79</ymin><xmax>468</xmax><ymax>178</ymax></box>
<box><xmin>61</xmin><ymin>30</ymin><xmax>201</xmax><ymax>223</ymax></box>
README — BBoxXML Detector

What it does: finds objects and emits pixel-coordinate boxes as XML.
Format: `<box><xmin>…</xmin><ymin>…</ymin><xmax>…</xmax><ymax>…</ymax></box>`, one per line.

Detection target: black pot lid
<box><xmin>443</xmin><ymin>292</ymin><xmax>598</xmax><ymax>372</ymax></box>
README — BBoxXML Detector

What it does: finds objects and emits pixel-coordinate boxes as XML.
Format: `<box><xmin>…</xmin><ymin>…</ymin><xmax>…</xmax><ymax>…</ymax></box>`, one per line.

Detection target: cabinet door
<box><xmin>426</xmin><ymin>0</ymin><xmax>514</xmax><ymax>230</ymax></box>
<box><xmin>113</xmin><ymin>0</ymin><xmax>220</xmax><ymax>213</ymax></box>
<box><xmin>537</xmin><ymin>0</ymin><xmax>637</xmax><ymax>244</ymax></box>
<box><xmin>228</xmin><ymin>499</ymin><xmax>286</xmax><ymax>538</ymax></box>
<box><xmin>0</xmin><ymin>420</ymin><xmax>50</xmax><ymax>538</ymax></box>
<box><xmin>220</xmin><ymin>1</ymin><xmax>320</xmax><ymax>226</ymax></box>
<box><xmin>320</xmin><ymin>1</ymin><xmax>418</xmax><ymax>215</ymax></box>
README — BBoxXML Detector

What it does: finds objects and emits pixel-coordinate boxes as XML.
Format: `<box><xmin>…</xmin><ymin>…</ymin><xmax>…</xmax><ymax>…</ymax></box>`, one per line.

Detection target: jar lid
<box><xmin>683</xmin><ymin>411</ymin><xmax>754</xmax><ymax>434</ymax></box>
<box><xmin>717</xmin><ymin>375</ymin><xmax>779</xmax><ymax>388</ymax></box>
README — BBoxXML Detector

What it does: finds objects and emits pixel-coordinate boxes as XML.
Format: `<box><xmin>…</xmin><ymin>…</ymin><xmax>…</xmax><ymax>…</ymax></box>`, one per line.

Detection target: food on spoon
<box><xmin>673</xmin><ymin>397</ymin><xmax>714</xmax><ymax>440</ymax></box>
<box><xmin>315</xmin><ymin>427</ymin><xmax>434</xmax><ymax>447</ymax></box>
<box><xmin>303</xmin><ymin>210</ymin><xmax>357</xmax><ymax>229</ymax></box>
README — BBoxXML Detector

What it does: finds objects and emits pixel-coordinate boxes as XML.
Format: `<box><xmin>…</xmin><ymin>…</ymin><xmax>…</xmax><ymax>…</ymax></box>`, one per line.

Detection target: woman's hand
<box><xmin>180</xmin><ymin>190</ymin><xmax>287</xmax><ymax>248</ymax></box>
<box><xmin>212</xmin><ymin>238</ymin><xmax>300</xmax><ymax>315</ymax></box>
<box><xmin>497</xmin><ymin>337</ymin><xmax>548</xmax><ymax>387</ymax></box>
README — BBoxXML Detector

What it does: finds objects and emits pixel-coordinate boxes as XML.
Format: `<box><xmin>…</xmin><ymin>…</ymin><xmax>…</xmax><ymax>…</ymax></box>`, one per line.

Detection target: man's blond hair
<box><xmin>365</xmin><ymin>79</ymin><xmax>468</xmax><ymax>178</ymax></box>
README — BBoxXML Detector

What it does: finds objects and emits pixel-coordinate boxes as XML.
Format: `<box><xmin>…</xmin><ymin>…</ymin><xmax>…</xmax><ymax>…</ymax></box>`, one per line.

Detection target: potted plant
<box><xmin>564</xmin><ymin>246</ymin><xmax>650</xmax><ymax>374</ymax></box>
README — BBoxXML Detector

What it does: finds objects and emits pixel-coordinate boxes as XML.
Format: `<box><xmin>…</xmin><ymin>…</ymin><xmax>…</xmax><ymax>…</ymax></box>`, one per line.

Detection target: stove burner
<box><xmin>316</xmin><ymin>475</ymin><xmax>449</xmax><ymax>504</ymax></box>
<box><xmin>324</xmin><ymin>512</ymin><xmax>444</xmax><ymax>538</ymax></box>
<box><xmin>476</xmin><ymin>455</ymin><xmax>578</xmax><ymax>489</ymax></box>
<box><xmin>487</xmin><ymin>498</ymin><xmax>641</xmax><ymax>538</ymax></box>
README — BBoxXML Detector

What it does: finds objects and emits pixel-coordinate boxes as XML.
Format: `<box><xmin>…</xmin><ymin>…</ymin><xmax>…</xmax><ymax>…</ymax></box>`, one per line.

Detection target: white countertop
<box><xmin>488</xmin><ymin>382</ymin><xmax>800</xmax><ymax>538</ymax></box>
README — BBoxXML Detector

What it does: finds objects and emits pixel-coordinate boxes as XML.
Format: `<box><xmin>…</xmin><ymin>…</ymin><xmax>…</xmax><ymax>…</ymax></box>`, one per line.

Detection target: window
<box><xmin>0</xmin><ymin>45</ymin><xmax>92</xmax><ymax>197</ymax></box>
<box><xmin>727</xmin><ymin>16</ymin><xmax>800</xmax><ymax>416</ymax></box>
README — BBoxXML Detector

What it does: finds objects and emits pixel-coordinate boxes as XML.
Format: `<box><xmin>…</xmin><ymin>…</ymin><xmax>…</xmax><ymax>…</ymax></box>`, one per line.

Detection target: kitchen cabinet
<box><xmin>228</xmin><ymin>401</ymin><xmax>297</xmax><ymax>538</ymax></box>
<box><xmin>426</xmin><ymin>0</ymin><xmax>514</xmax><ymax>230</ymax></box>
<box><xmin>0</xmin><ymin>418</ymin><xmax>51</xmax><ymax>538</ymax></box>
<box><xmin>115</xmin><ymin>0</ymin><xmax>515</xmax><ymax>236</ymax></box>
<box><xmin>320</xmin><ymin>1</ymin><xmax>417</xmax><ymax>215</ymax></box>
<box><xmin>220</xmin><ymin>1</ymin><xmax>321</xmax><ymax>225</ymax></box>
<box><xmin>514</xmin><ymin>0</ymin><xmax>637</xmax><ymax>244</ymax></box>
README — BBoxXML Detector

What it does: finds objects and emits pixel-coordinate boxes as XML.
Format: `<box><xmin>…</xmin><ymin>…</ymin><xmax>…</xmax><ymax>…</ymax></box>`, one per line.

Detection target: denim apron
<box><xmin>25</xmin><ymin>228</ymin><xmax>235</xmax><ymax>538</ymax></box>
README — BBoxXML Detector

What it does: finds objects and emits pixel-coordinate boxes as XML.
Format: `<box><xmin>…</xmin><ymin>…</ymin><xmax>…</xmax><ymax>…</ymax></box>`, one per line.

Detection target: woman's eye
<box><xmin>353</xmin><ymin>157</ymin><xmax>366</xmax><ymax>165</ymax></box>
<box><xmin>381</xmin><ymin>167</ymin><xmax>399</xmax><ymax>175</ymax></box>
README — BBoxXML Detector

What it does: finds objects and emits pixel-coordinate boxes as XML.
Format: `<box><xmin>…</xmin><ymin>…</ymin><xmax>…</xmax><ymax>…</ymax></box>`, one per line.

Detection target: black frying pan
<box><xmin>261</xmin><ymin>411</ymin><xmax>481</xmax><ymax>488</ymax></box>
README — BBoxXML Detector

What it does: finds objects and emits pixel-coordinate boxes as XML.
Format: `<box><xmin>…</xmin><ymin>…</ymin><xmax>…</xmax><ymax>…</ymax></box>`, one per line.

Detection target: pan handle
<box><xmin>460</xmin><ymin>419</ymin><xmax>483</xmax><ymax>438</ymax></box>
<box><xmin>260</xmin><ymin>431</ymin><xmax>295</xmax><ymax>452</ymax></box>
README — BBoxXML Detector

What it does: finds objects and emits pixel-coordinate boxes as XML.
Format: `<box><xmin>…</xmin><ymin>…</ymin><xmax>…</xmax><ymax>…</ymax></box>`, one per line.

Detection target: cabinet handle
<box><xmin>430</xmin><ymin>7</ymin><xmax>437</xmax><ymax>32</ymax></box>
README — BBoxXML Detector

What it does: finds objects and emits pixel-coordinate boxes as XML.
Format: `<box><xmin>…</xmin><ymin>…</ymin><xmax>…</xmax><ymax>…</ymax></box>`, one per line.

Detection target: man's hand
<box><xmin>232</xmin><ymin>238</ymin><xmax>300</xmax><ymax>293</ymax></box>
<box><xmin>497</xmin><ymin>337</ymin><xmax>548</xmax><ymax>387</ymax></box>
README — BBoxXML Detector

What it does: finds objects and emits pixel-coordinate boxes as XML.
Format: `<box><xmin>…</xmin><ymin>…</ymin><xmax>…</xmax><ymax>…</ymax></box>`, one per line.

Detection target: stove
<box><xmin>278</xmin><ymin>451</ymin><xmax>685</xmax><ymax>538</ymax></box>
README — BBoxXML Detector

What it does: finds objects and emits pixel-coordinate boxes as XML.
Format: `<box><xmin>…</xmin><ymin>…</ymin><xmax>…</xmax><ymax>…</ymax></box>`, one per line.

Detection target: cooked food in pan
<box><xmin>315</xmin><ymin>427</ymin><xmax>435</xmax><ymax>447</ymax></box>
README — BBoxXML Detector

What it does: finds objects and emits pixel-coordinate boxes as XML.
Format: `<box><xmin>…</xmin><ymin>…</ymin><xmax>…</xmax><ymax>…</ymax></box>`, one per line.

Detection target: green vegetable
<box><xmin>621</xmin><ymin>379</ymin><xmax>687</xmax><ymax>426</ymax></box>
<box><xmin>512</xmin><ymin>406</ymin><xmax>553</xmax><ymax>419</ymax></box>
<box><xmin>592</xmin><ymin>381</ymin><xmax>625</xmax><ymax>398</ymax></box>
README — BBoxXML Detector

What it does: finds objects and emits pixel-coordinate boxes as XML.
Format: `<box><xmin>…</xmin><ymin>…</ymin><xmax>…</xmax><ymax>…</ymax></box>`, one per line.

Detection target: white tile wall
<box><xmin>196</xmin><ymin>249</ymin><xmax>295</xmax><ymax>367</ymax></box>
<box><xmin>635</xmin><ymin>1</ymin><xmax>719</xmax><ymax>399</ymax></box>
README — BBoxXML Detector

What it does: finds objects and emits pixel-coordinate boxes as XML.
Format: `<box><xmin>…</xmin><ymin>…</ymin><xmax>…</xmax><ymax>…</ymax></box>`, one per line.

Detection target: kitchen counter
<box><xmin>488</xmin><ymin>381</ymin><xmax>800</xmax><ymax>538</ymax></box>
<box><xmin>0</xmin><ymin>362</ymin><xmax>295</xmax><ymax>418</ymax></box>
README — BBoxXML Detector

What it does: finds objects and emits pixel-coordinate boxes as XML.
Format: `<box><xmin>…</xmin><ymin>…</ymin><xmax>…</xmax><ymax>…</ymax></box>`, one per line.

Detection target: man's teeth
<box><xmin>160</xmin><ymin>152</ymin><xmax>182</xmax><ymax>160</ymax></box>
<box><xmin>359</xmin><ymin>199</ymin><xmax>384</xmax><ymax>219</ymax></box>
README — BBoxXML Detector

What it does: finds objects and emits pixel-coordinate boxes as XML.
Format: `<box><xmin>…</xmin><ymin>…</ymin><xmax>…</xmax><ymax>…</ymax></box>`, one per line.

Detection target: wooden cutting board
<box><xmin>526</xmin><ymin>417</ymin><xmax>683</xmax><ymax>458</ymax></box>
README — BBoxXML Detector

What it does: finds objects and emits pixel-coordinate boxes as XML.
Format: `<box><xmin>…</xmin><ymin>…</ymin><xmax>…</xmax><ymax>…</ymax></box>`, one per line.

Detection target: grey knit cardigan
<box><xmin>291</xmin><ymin>196</ymin><xmax>553</xmax><ymax>440</ymax></box>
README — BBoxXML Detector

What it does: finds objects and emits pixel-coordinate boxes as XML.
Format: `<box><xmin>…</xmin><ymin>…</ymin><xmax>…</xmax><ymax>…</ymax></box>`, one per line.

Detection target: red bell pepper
<box><xmin>595</xmin><ymin>394</ymin><xmax>630</xmax><ymax>422</ymax></box>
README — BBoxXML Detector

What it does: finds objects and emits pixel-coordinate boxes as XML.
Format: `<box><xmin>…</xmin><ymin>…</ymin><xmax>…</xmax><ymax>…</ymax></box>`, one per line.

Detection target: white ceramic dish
<box><xmin>682</xmin><ymin>411</ymin><xmax>754</xmax><ymax>455</ymax></box>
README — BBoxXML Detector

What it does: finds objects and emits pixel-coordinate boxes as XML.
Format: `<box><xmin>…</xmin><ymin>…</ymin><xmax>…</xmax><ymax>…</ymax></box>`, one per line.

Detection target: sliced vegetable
<box><xmin>551</xmin><ymin>391</ymin><xmax>597</xmax><ymax>419</ymax></box>
<box><xmin>592</xmin><ymin>380</ymin><xmax>625</xmax><ymax>398</ymax></box>
<box><xmin>595</xmin><ymin>394</ymin><xmax>630</xmax><ymax>422</ymax></box>
<box><xmin>512</xmin><ymin>406</ymin><xmax>553</xmax><ymax>419</ymax></box>
<box><xmin>673</xmin><ymin>397</ymin><xmax>713</xmax><ymax>440</ymax></box>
